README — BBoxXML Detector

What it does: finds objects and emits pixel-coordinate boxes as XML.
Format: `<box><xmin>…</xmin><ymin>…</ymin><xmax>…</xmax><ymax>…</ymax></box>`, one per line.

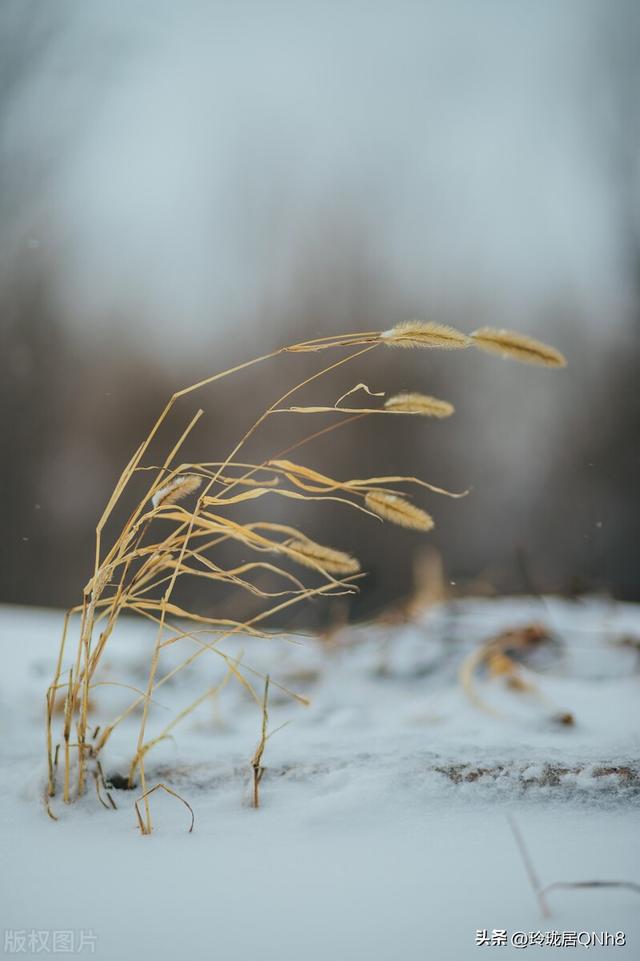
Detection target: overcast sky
<box><xmin>1</xmin><ymin>0</ymin><xmax>637</xmax><ymax>351</ymax></box>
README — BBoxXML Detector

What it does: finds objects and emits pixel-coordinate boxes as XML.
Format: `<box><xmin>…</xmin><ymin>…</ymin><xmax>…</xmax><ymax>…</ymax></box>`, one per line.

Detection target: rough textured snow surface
<box><xmin>1</xmin><ymin>597</ymin><xmax>639</xmax><ymax>960</ymax></box>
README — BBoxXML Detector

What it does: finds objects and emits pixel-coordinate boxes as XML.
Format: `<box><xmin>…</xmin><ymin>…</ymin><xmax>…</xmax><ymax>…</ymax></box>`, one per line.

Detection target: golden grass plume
<box><xmin>471</xmin><ymin>327</ymin><xmax>567</xmax><ymax>367</ymax></box>
<box><xmin>152</xmin><ymin>474</ymin><xmax>202</xmax><ymax>508</ymax></box>
<box><xmin>286</xmin><ymin>538</ymin><xmax>361</xmax><ymax>575</ymax></box>
<box><xmin>365</xmin><ymin>491</ymin><xmax>434</xmax><ymax>531</ymax></box>
<box><xmin>381</xmin><ymin>320</ymin><xmax>471</xmax><ymax>350</ymax></box>
<box><xmin>384</xmin><ymin>392</ymin><xmax>454</xmax><ymax>418</ymax></box>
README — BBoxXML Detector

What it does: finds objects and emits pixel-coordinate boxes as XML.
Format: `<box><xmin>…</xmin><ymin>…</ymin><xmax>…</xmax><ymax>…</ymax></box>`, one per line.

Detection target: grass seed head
<box><xmin>384</xmin><ymin>392</ymin><xmax>455</xmax><ymax>418</ymax></box>
<box><xmin>286</xmin><ymin>538</ymin><xmax>361</xmax><ymax>575</ymax></box>
<box><xmin>365</xmin><ymin>491</ymin><xmax>434</xmax><ymax>531</ymax></box>
<box><xmin>381</xmin><ymin>320</ymin><xmax>471</xmax><ymax>350</ymax></box>
<box><xmin>152</xmin><ymin>474</ymin><xmax>202</xmax><ymax>509</ymax></box>
<box><xmin>471</xmin><ymin>327</ymin><xmax>567</xmax><ymax>367</ymax></box>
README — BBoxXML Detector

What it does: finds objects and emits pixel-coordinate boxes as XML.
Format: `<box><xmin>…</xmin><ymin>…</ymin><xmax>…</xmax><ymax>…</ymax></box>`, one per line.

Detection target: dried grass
<box><xmin>471</xmin><ymin>327</ymin><xmax>567</xmax><ymax>367</ymax></box>
<box><xmin>251</xmin><ymin>677</ymin><xmax>270</xmax><ymax>809</ymax></box>
<box><xmin>365</xmin><ymin>491</ymin><xmax>435</xmax><ymax>531</ymax></box>
<box><xmin>384</xmin><ymin>392</ymin><xmax>454</xmax><ymax>417</ymax></box>
<box><xmin>509</xmin><ymin>816</ymin><xmax>640</xmax><ymax>919</ymax></box>
<box><xmin>151</xmin><ymin>474</ymin><xmax>202</xmax><ymax>508</ymax></box>
<box><xmin>459</xmin><ymin>624</ymin><xmax>574</xmax><ymax>721</ymax></box>
<box><xmin>285</xmin><ymin>538</ymin><xmax>361</xmax><ymax>575</ymax></box>
<box><xmin>45</xmin><ymin>317</ymin><xmax>565</xmax><ymax>832</ymax></box>
<box><xmin>381</xmin><ymin>320</ymin><xmax>471</xmax><ymax>349</ymax></box>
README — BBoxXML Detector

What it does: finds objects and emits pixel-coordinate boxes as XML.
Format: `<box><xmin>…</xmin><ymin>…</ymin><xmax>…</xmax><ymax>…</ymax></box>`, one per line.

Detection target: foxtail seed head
<box><xmin>365</xmin><ymin>491</ymin><xmax>434</xmax><ymax>531</ymax></box>
<box><xmin>471</xmin><ymin>327</ymin><xmax>567</xmax><ymax>367</ymax></box>
<box><xmin>381</xmin><ymin>320</ymin><xmax>471</xmax><ymax>350</ymax></box>
<box><xmin>286</xmin><ymin>538</ymin><xmax>361</xmax><ymax>575</ymax></box>
<box><xmin>384</xmin><ymin>392</ymin><xmax>454</xmax><ymax>418</ymax></box>
<box><xmin>152</xmin><ymin>474</ymin><xmax>202</xmax><ymax>509</ymax></box>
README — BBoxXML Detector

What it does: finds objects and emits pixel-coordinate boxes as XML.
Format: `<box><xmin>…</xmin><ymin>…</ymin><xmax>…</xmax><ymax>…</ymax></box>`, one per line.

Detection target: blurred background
<box><xmin>1</xmin><ymin>0</ymin><xmax>638</xmax><ymax>622</ymax></box>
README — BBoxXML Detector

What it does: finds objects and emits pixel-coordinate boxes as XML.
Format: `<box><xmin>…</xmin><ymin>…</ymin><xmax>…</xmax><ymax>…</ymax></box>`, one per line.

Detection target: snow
<box><xmin>1</xmin><ymin>597</ymin><xmax>639</xmax><ymax>960</ymax></box>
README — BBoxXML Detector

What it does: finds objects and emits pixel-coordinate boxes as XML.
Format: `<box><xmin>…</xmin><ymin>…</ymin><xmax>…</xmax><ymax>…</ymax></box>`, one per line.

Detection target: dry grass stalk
<box><xmin>471</xmin><ymin>327</ymin><xmax>567</xmax><ymax>367</ymax></box>
<box><xmin>509</xmin><ymin>816</ymin><xmax>640</xmax><ymax>918</ymax></box>
<box><xmin>128</xmin><ymin>663</ymin><xmax>236</xmax><ymax>786</ymax></box>
<box><xmin>384</xmin><ymin>392</ymin><xmax>454</xmax><ymax>417</ymax></box>
<box><xmin>407</xmin><ymin>546</ymin><xmax>449</xmax><ymax>617</ymax></box>
<box><xmin>381</xmin><ymin>320</ymin><xmax>471</xmax><ymax>350</ymax></box>
<box><xmin>459</xmin><ymin>624</ymin><xmax>574</xmax><ymax>721</ymax></box>
<box><xmin>280</xmin><ymin>382</ymin><xmax>456</xmax><ymax>419</ymax></box>
<box><xmin>365</xmin><ymin>491</ymin><xmax>434</xmax><ymax>531</ymax></box>
<box><xmin>508</xmin><ymin>815</ymin><xmax>551</xmax><ymax>918</ymax></box>
<box><xmin>44</xmin><ymin>317</ymin><xmax>565</xmax><ymax>830</ymax></box>
<box><xmin>251</xmin><ymin>676</ymin><xmax>270</xmax><ymax>809</ymax></box>
<box><xmin>93</xmin><ymin>760</ymin><xmax>117</xmax><ymax>811</ymax></box>
<box><xmin>541</xmin><ymin>880</ymin><xmax>640</xmax><ymax>901</ymax></box>
<box><xmin>134</xmin><ymin>783</ymin><xmax>195</xmax><ymax>835</ymax></box>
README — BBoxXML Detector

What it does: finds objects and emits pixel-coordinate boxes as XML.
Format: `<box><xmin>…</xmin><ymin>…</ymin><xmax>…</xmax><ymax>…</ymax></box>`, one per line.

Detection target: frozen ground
<box><xmin>1</xmin><ymin>597</ymin><xmax>639</xmax><ymax>960</ymax></box>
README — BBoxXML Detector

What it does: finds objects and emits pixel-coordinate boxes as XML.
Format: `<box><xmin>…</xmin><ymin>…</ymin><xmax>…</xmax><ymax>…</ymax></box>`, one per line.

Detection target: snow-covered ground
<box><xmin>1</xmin><ymin>597</ymin><xmax>639</xmax><ymax>960</ymax></box>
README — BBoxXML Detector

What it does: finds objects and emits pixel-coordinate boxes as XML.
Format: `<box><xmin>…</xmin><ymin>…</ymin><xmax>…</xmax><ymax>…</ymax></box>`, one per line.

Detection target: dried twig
<box><xmin>508</xmin><ymin>815</ymin><xmax>551</xmax><ymax>918</ymax></box>
<box><xmin>542</xmin><ymin>880</ymin><xmax>640</xmax><ymax>898</ymax></box>
<box><xmin>508</xmin><ymin>816</ymin><xmax>640</xmax><ymax>917</ymax></box>
<box><xmin>134</xmin><ymin>783</ymin><xmax>195</xmax><ymax>835</ymax></box>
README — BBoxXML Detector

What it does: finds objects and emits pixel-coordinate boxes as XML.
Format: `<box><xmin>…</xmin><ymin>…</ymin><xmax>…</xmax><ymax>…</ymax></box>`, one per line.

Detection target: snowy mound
<box><xmin>1</xmin><ymin>597</ymin><xmax>639</xmax><ymax>960</ymax></box>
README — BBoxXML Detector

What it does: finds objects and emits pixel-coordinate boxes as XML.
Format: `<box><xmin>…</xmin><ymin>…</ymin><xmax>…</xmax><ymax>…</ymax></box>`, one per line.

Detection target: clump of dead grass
<box><xmin>459</xmin><ymin>624</ymin><xmax>574</xmax><ymax>722</ymax></box>
<box><xmin>45</xmin><ymin>318</ymin><xmax>565</xmax><ymax>833</ymax></box>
